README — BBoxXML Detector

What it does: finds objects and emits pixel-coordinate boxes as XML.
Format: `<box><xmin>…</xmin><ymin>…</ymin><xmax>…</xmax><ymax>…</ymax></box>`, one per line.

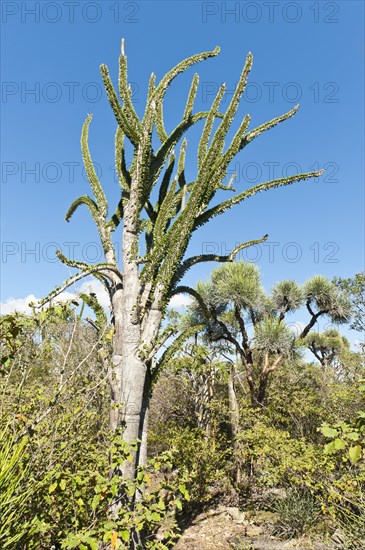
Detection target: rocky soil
<box><xmin>174</xmin><ymin>506</ymin><xmax>337</xmax><ymax>550</ymax></box>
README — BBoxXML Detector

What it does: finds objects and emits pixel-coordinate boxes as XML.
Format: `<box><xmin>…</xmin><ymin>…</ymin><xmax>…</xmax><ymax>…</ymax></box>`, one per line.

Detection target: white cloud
<box><xmin>168</xmin><ymin>294</ymin><xmax>192</xmax><ymax>308</ymax></box>
<box><xmin>1</xmin><ymin>281</ymin><xmax>193</xmax><ymax>316</ymax></box>
<box><xmin>0</xmin><ymin>294</ymin><xmax>39</xmax><ymax>315</ymax></box>
<box><xmin>1</xmin><ymin>279</ymin><xmax>111</xmax><ymax>316</ymax></box>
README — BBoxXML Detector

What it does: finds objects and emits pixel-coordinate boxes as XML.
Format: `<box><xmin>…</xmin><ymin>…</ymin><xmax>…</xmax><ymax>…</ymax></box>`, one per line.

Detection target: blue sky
<box><xmin>1</xmin><ymin>1</ymin><xmax>364</xmax><ymax>343</ymax></box>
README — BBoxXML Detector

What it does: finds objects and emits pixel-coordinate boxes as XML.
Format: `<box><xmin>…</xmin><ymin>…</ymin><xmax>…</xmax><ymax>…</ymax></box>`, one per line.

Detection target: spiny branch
<box><xmin>242</xmin><ymin>104</ymin><xmax>299</xmax><ymax>148</ymax></box>
<box><xmin>171</xmin><ymin>234</ymin><xmax>269</xmax><ymax>288</ymax></box>
<box><xmin>118</xmin><ymin>39</ymin><xmax>142</xmax><ymax>135</ymax></box>
<box><xmin>155</xmin><ymin>46</ymin><xmax>220</xmax><ymax>143</ymax></box>
<box><xmin>193</xmin><ymin>171</ymin><xmax>324</xmax><ymax>232</ymax></box>
<box><xmin>38</xmin><ymin>264</ymin><xmax>123</xmax><ymax>307</ymax></box>
<box><xmin>65</xmin><ymin>195</ymin><xmax>99</xmax><ymax>224</ymax></box>
<box><xmin>81</xmin><ymin>115</ymin><xmax>108</xmax><ymax>217</ymax></box>
<box><xmin>100</xmin><ymin>64</ymin><xmax>140</xmax><ymax>146</ymax></box>
<box><xmin>56</xmin><ymin>250</ymin><xmax>89</xmax><ymax>271</ymax></box>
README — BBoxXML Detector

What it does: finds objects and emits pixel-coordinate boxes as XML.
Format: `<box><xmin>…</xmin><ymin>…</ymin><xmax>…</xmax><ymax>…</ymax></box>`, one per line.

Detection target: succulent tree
<box><xmin>302</xmin><ymin>275</ymin><xmax>353</xmax><ymax>337</ymax></box>
<box><xmin>39</xmin><ymin>42</ymin><xmax>322</xmax><ymax>493</ymax></box>
<box><xmin>304</xmin><ymin>328</ymin><xmax>351</xmax><ymax>408</ymax></box>
<box><xmin>305</xmin><ymin>328</ymin><xmax>350</xmax><ymax>369</ymax></box>
<box><xmin>254</xmin><ymin>317</ymin><xmax>297</xmax><ymax>403</ymax></box>
<box><xmin>186</xmin><ymin>263</ymin><xmax>352</xmax><ymax>406</ymax></box>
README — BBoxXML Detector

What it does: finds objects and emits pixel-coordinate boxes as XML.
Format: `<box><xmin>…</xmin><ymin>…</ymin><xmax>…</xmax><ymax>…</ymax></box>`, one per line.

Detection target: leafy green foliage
<box><xmin>319</xmin><ymin>384</ymin><xmax>365</xmax><ymax>463</ymax></box>
<box><xmin>1</xmin><ymin>306</ymin><xmax>193</xmax><ymax>549</ymax></box>
<box><xmin>236</xmin><ymin>417</ymin><xmax>333</xmax><ymax>494</ymax></box>
<box><xmin>334</xmin><ymin>272</ymin><xmax>365</xmax><ymax>334</ymax></box>
<box><xmin>150</xmin><ymin>425</ymin><xmax>230</xmax><ymax>506</ymax></box>
<box><xmin>59</xmin><ymin>442</ymin><xmax>189</xmax><ymax>550</ymax></box>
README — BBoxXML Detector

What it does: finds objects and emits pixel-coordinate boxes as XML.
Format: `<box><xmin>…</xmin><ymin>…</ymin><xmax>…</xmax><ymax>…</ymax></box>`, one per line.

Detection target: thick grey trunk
<box><xmin>109</xmin><ymin>285</ymin><xmax>161</xmax><ymax>481</ymax></box>
<box><xmin>118</xmin><ymin>197</ymin><xmax>145</xmax><ymax>478</ymax></box>
<box><xmin>108</xmin><ymin>197</ymin><xmax>163</xmax><ymax>531</ymax></box>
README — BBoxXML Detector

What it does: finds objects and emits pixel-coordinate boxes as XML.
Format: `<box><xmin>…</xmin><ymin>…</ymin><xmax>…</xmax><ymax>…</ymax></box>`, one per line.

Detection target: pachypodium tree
<box><xmin>186</xmin><ymin>264</ymin><xmax>353</xmax><ymax>406</ymax></box>
<box><xmin>39</xmin><ymin>42</ymin><xmax>322</xmax><ymax>489</ymax></box>
<box><xmin>305</xmin><ymin>328</ymin><xmax>350</xmax><ymax>369</ymax></box>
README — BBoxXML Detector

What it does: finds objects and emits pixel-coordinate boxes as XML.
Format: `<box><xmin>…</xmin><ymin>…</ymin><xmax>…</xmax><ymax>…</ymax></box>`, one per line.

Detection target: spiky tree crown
<box><xmin>304</xmin><ymin>275</ymin><xmax>353</xmax><ymax>323</ymax></box>
<box><xmin>305</xmin><ymin>328</ymin><xmax>349</xmax><ymax>352</ymax></box>
<box><xmin>271</xmin><ymin>280</ymin><xmax>304</xmax><ymax>314</ymax></box>
<box><xmin>40</xmin><ymin>43</ymin><xmax>322</xmax><ymax>324</ymax></box>
<box><xmin>254</xmin><ymin>317</ymin><xmax>295</xmax><ymax>356</ymax></box>
<box><xmin>211</xmin><ymin>262</ymin><xmax>264</xmax><ymax>308</ymax></box>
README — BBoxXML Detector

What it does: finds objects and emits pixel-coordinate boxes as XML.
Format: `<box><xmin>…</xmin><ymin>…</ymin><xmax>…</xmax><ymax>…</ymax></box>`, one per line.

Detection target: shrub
<box><xmin>236</xmin><ymin>419</ymin><xmax>333</xmax><ymax>497</ymax></box>
<box><xmin>0</xmin><ymin>428</ymin><xmax>39</xmax><ymax>548</ymax></box>
<box><xmin>151</xmin><ymin>426</ymin><xmax>230</xmax><ymax>506</ymax></box>
<box><xmin>271</xmin><ymin>488</ymin><xmax>321</xmax><ymax>538</ymax></box>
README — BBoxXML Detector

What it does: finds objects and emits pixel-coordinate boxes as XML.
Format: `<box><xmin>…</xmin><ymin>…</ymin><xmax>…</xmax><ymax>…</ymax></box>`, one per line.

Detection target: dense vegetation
<box><xmin>2</xmin><ymin>44</ymin><xmax>363</xmax><ymax>550</ymax></box>
<box><xmin>1</xmin><ymin>270</ymin><xmax>364</xmax><ymax>549</ymax></box>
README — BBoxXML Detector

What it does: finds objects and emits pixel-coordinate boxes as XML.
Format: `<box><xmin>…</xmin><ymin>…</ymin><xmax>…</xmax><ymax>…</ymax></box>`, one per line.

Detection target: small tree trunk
<box><xmin>192</xmin><ymin>366</ymin><xmax>215</xmax><ymax>438</ymax></box>
<box><xmin>228</xmin><ymin>364</ymin><xmax>241</xmax><ymax>484</ymax></box>
<box><xmin>256</xmin><ymin>373</ymin><xmax>269</xmax><ymax>407</ymax></box>
<box><xmin>256</xmin><ymin>354</ymin><xmax>283</xmax><ymax>407</ymax></box>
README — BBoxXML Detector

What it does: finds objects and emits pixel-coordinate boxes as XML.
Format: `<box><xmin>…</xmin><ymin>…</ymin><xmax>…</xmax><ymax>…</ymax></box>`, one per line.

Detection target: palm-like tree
<box><xmin>186</xmin><ymin>262</ymin><xmax>352</xmax><ymax>406</ymax></box>
<box><xmin>304</xmin><ymin>328</ymin><xmax>350</xmax><ymax>369</ymax></box>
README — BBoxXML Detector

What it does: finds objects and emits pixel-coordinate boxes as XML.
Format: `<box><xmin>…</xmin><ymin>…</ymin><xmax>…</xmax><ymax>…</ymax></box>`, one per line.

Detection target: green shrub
<box><xmin>271</xmin><ymin>488</ymin><xmax>321</xmax><ymax>538</ymax></box>
<box><xmin>59</xmin><ymin>440</ymin><xmax>190</xmax><ymax>550</ymax></box>
<box><xmin>150</xmin><ymin>426</ymin><xmax>230</xmax><ymax>506</ymax></box>
<box><xmin>236</xmin><ymin>419</ymin><xmax>333</xmax><ymax>497</ymax></box>
<box><xmin>330</xmin><ymin>480</ymin><xmax>365</xmax><ymax>547</ymax></box>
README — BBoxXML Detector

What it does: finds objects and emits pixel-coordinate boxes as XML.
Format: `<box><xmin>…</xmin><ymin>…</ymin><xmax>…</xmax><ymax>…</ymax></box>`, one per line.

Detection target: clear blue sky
<box><xmin>1</xmin><ymin>1</ymin><xmax>364</xmax><ymax>333</ymax></box>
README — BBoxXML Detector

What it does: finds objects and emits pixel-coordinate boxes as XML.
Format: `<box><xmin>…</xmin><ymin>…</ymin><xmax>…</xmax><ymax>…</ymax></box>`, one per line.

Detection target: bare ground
<box><xmin>173</xmin><ymin>506</ymin><xmax>335</xmax><ymax>550</ymax></box>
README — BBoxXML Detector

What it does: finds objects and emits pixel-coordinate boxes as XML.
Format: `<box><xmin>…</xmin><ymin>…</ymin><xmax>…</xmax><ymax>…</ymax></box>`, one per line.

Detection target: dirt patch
<box><xmin>173</xmin><ymin>506</ymin><xmax>335</xmax><ymax>550</ymax></box>
<box><xmin>174</xmin><ymin>508</ymin><xmax>246</xmax><ymax>549</ymax></box>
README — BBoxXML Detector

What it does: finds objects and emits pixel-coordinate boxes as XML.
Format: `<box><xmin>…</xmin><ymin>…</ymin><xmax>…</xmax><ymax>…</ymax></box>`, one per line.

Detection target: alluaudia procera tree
<box><xmin>40</xmin><ymin>42</ymin><xmax>322</xmax><ymax>482</ymax></box>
